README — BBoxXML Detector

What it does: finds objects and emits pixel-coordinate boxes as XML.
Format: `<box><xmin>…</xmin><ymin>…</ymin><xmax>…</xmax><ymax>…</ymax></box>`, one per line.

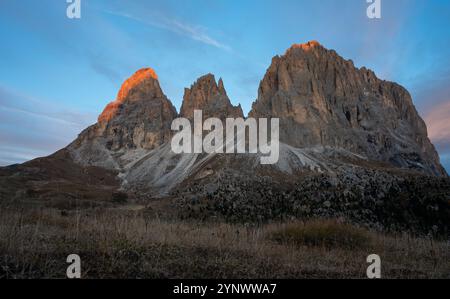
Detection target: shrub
<box><xmin>270</xmin><ymin>219</ymin><xmax>372</xmax><ymax>249</ymax></box>
<box><xmin>112</xmin><ymin>192</ymin><xmax>128</xmax><ymax>204</ymax></box>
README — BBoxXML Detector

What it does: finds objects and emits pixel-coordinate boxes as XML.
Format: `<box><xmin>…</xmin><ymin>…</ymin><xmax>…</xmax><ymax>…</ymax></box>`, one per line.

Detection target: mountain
<box><xmin>250</xmin><ymin>41</ymin><xmax>445</xmax><ymax>176</ymax></box>
<box><xmin>68</xmin><ymin>68</ymin><xmax>177</xmax><ymax>169</ymax></box>
<box><xmin>1</xmin><ymin>41</ymin><xmax>449</xmax><ymax>234</ymax></box>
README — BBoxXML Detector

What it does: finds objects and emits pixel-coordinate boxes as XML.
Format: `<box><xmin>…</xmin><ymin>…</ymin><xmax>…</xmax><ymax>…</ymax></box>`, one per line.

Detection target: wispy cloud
<box><xmin>0</xmin><ymin>87</ymin><xmax>94</xmax><ymax>129</ymax></box>
<box><xmin>0</xmin><ymin>86</ymin><xmax>96</xmax><ymax>166</ymax></box>
<box><xmin>104</xmin><ymin>10</ymin><xmax>232</xmax><ymax>52</ymax></box>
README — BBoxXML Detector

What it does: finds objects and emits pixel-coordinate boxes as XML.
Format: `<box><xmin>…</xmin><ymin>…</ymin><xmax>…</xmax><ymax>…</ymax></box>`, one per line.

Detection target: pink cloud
<box><xmin>425</xmin><ymin>101</ymin><xmax>450</xmax><ymax>150</ymax></box>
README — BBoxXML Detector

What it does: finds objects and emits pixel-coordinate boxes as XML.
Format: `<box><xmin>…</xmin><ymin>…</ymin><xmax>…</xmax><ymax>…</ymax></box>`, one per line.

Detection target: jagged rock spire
<box><xmin>180</xmin><ymin>73</ymin><xmax>243</xmax><ymax>120</ymax></box>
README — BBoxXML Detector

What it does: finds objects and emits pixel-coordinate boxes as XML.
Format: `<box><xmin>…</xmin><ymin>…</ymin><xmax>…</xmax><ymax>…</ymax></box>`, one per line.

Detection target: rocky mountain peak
<box><xmin>218</xmin><ymin>78</ymin><xmax>226</xmax><ymax>95</ymax></box>
<box><xmin>287</xmin><ymin>40</ymin><xmax>322</xmax><ymax>52</ymax></box>
<box><xmin>117</xmin><ymin>68</ymin><xmax>159</xmax><ymax>100</ymax></box>
<box><xmin>180</xmin><ymin>74</ymin><xmax>243</xmax><ymax>120</ymax></box>
<box><xmin>250</xmin><ymin>41</ymin><xmax>446</xmax><ymax>176</ymax></box>
<box><xmin>98</xmin><ymin>68</ymin><xmax>163</xmax><ymax>123</ymax></box>
<box><xmin>70</xmin><ymin>68</ymin><xmax>177</xmax><ymax>164</ymax></box>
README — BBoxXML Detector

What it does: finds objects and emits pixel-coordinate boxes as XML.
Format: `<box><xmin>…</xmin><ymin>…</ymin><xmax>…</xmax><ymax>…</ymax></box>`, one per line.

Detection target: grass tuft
<box><xmin>270</xmin><ymin>220</ymin><xmax>373</xmax><ymax>249</ymax></box>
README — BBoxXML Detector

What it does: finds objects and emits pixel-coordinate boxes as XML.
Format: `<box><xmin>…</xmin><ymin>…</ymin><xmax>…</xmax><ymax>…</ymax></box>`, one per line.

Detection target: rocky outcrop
<box><xmin>68</xmin><ymin>68</ymin><xmax>177</xmax><ymax>168</ymax></box>
<box><xmin>180</xmin><ymin>74</ymin><xmax>243</xmax><ymax>120</ymax></box>
<box><xmin>249</xmin><ymin>41</ymin><xmax>446</xmax><ymax>176</ymax></box>
<box><xmin>175</xmin><ymin>168</ymin><xmax>450</xmax><ymax>235</ymax></box>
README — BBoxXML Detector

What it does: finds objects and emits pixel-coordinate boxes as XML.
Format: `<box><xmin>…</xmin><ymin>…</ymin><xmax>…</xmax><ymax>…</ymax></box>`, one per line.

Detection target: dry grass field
<box><xmin>0</xmin><ymin>201</ymin><xmax>448</xmax><ymax>279</ymax></box>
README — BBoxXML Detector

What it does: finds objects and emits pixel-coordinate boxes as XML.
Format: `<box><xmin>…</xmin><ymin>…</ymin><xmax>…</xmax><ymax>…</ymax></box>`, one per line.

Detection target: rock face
<box><xmin>180</xmin><ymin>74</ymin><xmax>243</xmax><ymax>120</ymax></box>
<box><xmin>68</xmin><ymin>68</ymin><xmax>177</xmax><ymax>168</ymax></box>
<box><xmin>249</xmin><ymin>41</ymin><xmax>446</xmax><ymax>176</ymax></box>
<box><xmin>50</xmin><ymin>42</ymin><xmax>448</xmax><ymax>183</ymax></box>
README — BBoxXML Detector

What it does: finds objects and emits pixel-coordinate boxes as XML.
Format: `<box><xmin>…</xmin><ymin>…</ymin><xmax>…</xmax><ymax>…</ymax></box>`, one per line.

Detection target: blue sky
<box><xmin>0</xmin><ymin>0</ymin><xmax>449</xmax><ymax>171</ymax></box>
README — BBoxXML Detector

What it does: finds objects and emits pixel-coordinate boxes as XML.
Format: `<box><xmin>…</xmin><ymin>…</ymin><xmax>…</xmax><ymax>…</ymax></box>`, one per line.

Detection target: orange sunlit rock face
<box><xmin>117</xmin><ymin>68</ymin><xmax>158</xmax><ymax>101</ymax></box>
<box><xmin>288</xmin><ymin>40</ymin><xmax>322</xmax><ymax>52</ymax></box>
<box><xmin>98</xmin><ymin>101</ymin><xmax>122</xmax><ymax>123</ymax></box>
<box><xmin>98</xmin><ymin>68</ymin><xmax>159</xmax><ymax>123</ymax></box>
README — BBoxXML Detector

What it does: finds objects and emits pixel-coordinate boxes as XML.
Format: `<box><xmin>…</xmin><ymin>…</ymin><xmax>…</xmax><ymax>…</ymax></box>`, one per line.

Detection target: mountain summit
<box><xmin>68</xmin><ymin>68</ymin><xmax>177</xmax><ymax>169</ymax></box>
<box><xmin>250</xmin><ymin>41</ymin><xmax>445</xmax><ymax>176</ymax></box>
<box><xmin>98</xmin><ymin>68</ymin><xmax>162</xmax><ymax>123</ymax></box>
<box><xmin>180</xmin><ymin>74</ymin><xmax>243</xmax><ymax>120</ymax></box>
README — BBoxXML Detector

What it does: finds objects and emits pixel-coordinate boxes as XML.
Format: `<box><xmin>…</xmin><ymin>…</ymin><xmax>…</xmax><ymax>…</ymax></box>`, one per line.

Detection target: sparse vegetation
<box><xmin>269</xmin><ymin>220</ymin><xmax>373</xmax><ymax>249</ymax></box>
<box><xmin>111</xmin><ymin>192</ymin><xmax>129</xmax><ymax>204</ymax></box>
<box><xmin>0</xmin><ymin>201</ymin><xmax>448</xmax><ymax>279</ymax></box>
